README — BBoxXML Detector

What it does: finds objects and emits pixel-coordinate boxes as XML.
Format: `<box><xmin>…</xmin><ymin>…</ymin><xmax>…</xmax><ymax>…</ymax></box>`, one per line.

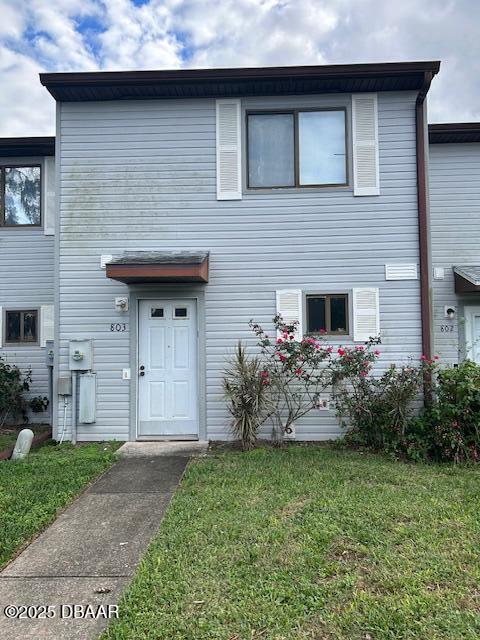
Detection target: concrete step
<box><xmin>117</xmin><ymin>440</ymin><xmax>209</xmax><ymax>457</ymax></box>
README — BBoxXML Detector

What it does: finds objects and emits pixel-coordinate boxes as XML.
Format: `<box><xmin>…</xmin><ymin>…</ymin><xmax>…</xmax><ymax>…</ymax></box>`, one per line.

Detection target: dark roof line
<box><xmin>429</xmin><ymin>122</ymin><xmax>480</xmax><ymax>144</ymax></box>
<box><xmin>40</xmin><ymin>61</ymin><xmax>441</xmax><ymax>102</ymax></box>
<box><xmin>0</xmin><ymin>137</ymin><xmax>55</xmax><ymax>157</ymax></box>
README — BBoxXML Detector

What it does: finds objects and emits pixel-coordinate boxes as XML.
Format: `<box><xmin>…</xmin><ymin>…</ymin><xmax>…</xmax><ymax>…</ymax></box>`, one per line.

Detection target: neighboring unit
<box><xmin>429</xmin><ymin>123</ymin><xmax>480</xmax><ymax>364</ymax></box>
<box><xmin>0</xmin><ymin>137</ymin><xmax>56</xmax><ymax>414</ymax></box>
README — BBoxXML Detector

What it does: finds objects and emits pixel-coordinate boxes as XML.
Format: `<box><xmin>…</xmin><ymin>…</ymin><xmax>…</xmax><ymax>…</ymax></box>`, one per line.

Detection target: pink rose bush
<box><xmin>249</xmin><ymin>315</ymin><xmax>335</xmax><ymax>439</ymax></box>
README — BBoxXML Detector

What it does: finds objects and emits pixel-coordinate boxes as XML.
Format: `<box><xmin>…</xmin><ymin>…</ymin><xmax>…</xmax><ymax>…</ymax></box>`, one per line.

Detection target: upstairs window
<box><xmin>1</xmin><ymin>166</ymin><xmax>41</xmax><ymax>226</ymax></box>
<box><xmin>247</xmin><ymin>109</ymin><xmax>347</xmax><ymax>189</ymax></box>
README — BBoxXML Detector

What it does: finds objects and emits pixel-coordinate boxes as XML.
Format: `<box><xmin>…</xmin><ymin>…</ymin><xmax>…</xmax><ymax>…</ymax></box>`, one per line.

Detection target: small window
<box><xmin>5</xmin><ymin>310</ymin><xmax>38</xmax><ymax>343</ymax></box>
<box><xmin>246</xmin><ymin>109</ymin><xmax>347</xmax><ymax>189</ymax></box>
<box><xmin>151</xmin><ymin>308</ymin><xmax>164</xmax><ymax>318</ymax></box>
<box><xmin>306</xmin><ymin>295</ymin><xmax>348</xmax><ymax>335</ymax></box>
<box><xmin>174</xmin><ymin>307</ymin><xmax>188</xmax><ymax>319</ymax></box>
<box><xmin>1</xmin><ymin>166</ymin><xmax>41</xmax><ymax>226</ymax></box>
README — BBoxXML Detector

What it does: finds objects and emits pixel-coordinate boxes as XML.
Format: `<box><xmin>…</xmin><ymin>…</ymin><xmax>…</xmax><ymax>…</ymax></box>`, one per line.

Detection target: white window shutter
<box><xmin>352</xmin><ymin>288</ymin><xmax>380</xmax><ymax>342</ymax></box>
<box><xmin>276</xmin><ymin>290</ymin><xmax>303</xmax><ymax>339</ymax></box>
<box><xmin>40</xmin><ymin>304</ymin><xmax>54</xmax><ymax>347</ymax></box>
<box><xmin>0</xmin><ymin>307</ymin><xmax>3</xmax><ymax>348</ymax></box>
<box><xmin>43</xmin><ymin>156</ymin><xmax>55</xmax><ymax>235</ymax></box>
<box><xmin>352</xmin><ymin>93</ymin><xmax>380</xmax><ymax>196</ymax></box>
<box><xmin>216</xmin><ymin>99</ymin><xmax>242</xmax><ymax>200</ymax></box>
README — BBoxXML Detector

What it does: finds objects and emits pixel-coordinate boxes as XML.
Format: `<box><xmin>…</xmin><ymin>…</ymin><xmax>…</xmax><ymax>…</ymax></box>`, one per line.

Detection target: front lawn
<box><xmin>105</xmin><ymin>446</ymin><xmax>480</xmax><ymax>640</ymax></box>
<box><xmin>0</xmin><ymin>441</ymin><xmax>119</xmax><ymax>568</ymax></box>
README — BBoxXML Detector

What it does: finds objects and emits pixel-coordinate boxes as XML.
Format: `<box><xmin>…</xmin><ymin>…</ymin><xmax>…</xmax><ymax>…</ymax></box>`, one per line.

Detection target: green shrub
<box><xmin>333</xmin><ymin>354</ymin><xmax>480</xmax><ymax>463</ymax></box>
<box><xmin>0</xmin><ymin>356</ymin><xmax>48</xmax><ymax>427</ymax></box>
<box><xmin>331</xmin><ymin>348</ymin><xmax>437</xmax><ymax>460</ymax></box>
<box><xmin>429</xmin><ymin>360</ymin><xmax>480</xmax><ymax>463</ymax></box>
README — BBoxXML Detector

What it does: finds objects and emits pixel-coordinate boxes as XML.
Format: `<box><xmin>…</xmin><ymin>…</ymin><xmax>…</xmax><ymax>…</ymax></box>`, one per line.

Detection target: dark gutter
<box><xmin>40</xmin><ymin>60</ymin><xmax>441</xmax><ymax>102</ymax></box>
<box><xmin>429</xmin><ymin>122</ymin><xmax>480</xmax><ymax>144</ymax></box>
<box><xmin>416</xmin><ymin>72</ymin><xmax>435</xmax><ymax>364</ymax></box>
<box><xmin>0</xmin><ymin>137</ymin><xmax>55</xmax><ymax>157</ymax></box>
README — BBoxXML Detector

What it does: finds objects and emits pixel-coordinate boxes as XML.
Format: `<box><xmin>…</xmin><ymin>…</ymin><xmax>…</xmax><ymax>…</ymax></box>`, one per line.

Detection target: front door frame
<box><xmin>464</xmin><ymin>305</ymin><xmax>480</xmax><ymax>362</ymax></box>
<box><xmin>128</xmin><ymin>285</ymin><xmax>206</xmax><ymax>441</ymax></box>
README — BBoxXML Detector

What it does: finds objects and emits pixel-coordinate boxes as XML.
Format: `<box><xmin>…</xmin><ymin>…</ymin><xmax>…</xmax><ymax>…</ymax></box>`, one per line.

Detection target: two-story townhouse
<box><xmin>0</xmin><ymin>137</ymin><xmax>56</xmax><ymax>419</ymax></box>
<box><xmin>35</xmin><ymin>61</ymin><xmax>440</xmax><ymax>443</ymax></box>
<box><xmin>429</xmin><ymin>122</ymin><xmax>480</xmax><ymax>365</ymax></box>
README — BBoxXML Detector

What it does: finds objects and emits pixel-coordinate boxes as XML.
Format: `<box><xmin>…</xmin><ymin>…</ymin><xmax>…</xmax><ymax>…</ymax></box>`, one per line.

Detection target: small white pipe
<box><xmin>59</xmin><ymin>396</ymin><xmax>68</xmax><ymax>445</ymax></box>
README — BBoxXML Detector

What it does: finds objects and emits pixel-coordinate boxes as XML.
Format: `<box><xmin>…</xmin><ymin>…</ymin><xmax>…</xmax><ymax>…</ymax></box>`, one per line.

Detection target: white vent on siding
<box><xmin>385</xmin><ymin>264</ymin><xmax>418</xmax><ymax>280</ymax></box>
<box><xmin>216</xmin><ymin>99</ymin><xmax>242</xmax><ymax>200</ymax></box>
<box><xmin>352</xmin><ymin>93</ymin><xmax>380</xmax><ymax>196</ymax></box>
<box><xmin>43</xmin><ymin>156</ymin><xmax>55</xmax><ymax>235</ymax></box>
<box><xmin>352</xmin><ymin>288</ymin><xmax>380</xmax><ymax>342</ymax></box>
<box><xmin>40</xmin><ymin>304</ymin><xmax>54</xmax><ymax>347</ymax></box>
<box><xmin>275</xmin><ymin>290</ymin><xmax>303</xmax><ymax>339</ymax></box>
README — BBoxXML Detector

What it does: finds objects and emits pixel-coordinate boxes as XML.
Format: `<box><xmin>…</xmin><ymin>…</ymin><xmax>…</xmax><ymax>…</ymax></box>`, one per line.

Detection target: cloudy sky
<box><xmin>0</xmin><ymin>0</ymin><xmax>478</xmax><ymax>136</ymax></box>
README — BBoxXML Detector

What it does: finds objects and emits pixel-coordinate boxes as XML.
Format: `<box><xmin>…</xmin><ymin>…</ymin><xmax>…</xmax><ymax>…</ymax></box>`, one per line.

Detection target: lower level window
<box><xmin>5</xmin><ymin>310</ymin><xmax>38</xmax><ymax>343</ymax></box>
<box><xmin>306</xmin><ymin>294</ymin><xmax>348</xmax><ymax>335</ymax></box>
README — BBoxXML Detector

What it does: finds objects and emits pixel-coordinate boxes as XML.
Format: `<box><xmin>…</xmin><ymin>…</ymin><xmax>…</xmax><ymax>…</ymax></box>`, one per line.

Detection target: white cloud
<box><xmin>0</xmin><ymin>0</ymin><xmax>478</xmax><ymax>135</ymax></box>
<box><xmin>99</xmin><ymin>0</ymin><xmax>182</xmax><ymax>70</ymax></box>
<box><xmin>0</xmin><ymin>45</ymin><xmax>53</xmax><ymax>137</ymax></box>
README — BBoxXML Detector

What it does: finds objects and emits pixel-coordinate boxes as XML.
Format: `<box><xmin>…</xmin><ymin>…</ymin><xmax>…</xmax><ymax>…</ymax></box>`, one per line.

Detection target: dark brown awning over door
<box><xmin>453</xmin><ymin>266</ymin><xmax>480</xmax><ymax>293</ymax></box>
<box><xmin>106</xmin><ymin>251</ymin><xmax>209</xmax><ymax>284</ymax></box>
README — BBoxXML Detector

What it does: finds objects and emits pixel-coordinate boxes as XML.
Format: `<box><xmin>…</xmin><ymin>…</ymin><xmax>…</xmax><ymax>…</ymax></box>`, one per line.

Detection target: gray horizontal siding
<box><xmin>56</xmin><ymin>91</ymin><xmax>422</xmax><ymax>441</ymax></box>
<box><xmin>0</xmin><ymin>156</ymin><xmax>54</xmax><ymax>416</ymax></box>
<box><xmin>429</xmin><ymin>142</ymin><xmax>480</xmax><ymax>363</ymax></box>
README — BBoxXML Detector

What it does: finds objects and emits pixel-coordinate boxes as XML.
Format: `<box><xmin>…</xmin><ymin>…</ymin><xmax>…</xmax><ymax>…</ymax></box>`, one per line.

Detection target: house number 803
<box><xmin>440</xmin><ymin>325</ymin><xmax>454</xmax><ymax>333</ymax></box>
<box><xmin>110</xmin><ymin>323</ymin><xmax>127</xmax><ymax>332</ymax></box>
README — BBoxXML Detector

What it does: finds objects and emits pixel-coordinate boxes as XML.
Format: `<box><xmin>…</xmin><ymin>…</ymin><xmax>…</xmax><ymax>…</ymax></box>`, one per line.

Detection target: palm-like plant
<box><xmin>223</xmin><ymin>342</ymin><xmax>271</xmax><ymax>450</ymax></box>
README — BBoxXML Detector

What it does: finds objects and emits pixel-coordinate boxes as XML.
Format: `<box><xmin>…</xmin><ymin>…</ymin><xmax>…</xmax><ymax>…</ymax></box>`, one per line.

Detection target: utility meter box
<box><xmin>45</xmin><ymin>340</ymin><xmax>54</xmax><ymax>367</ymax></box>
<box><xmin>68</xmin><ymin>339</ymin><xmax>93</xmax><ymax>371</ymax></box>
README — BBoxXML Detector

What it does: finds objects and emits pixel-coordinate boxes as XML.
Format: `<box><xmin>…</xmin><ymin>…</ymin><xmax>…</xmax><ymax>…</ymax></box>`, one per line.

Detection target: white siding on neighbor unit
<box><xmin>0</xmin><ymin>155</ymin><xmax>55</xmax><ymax>408</ymax></box>
<box><xmin>56</xmin><ymin>91</ymin><xmax>422</xmax><ymax>441</ymax></box>
<box><xmin>429</xmin><ymin>142</ymin><xmax>480</xmax><ymax>364</ymax></box>
<box><xmin>43</xmin><ymin>156</ymin><xmax>56</xmax><ymax>235</ymax></box>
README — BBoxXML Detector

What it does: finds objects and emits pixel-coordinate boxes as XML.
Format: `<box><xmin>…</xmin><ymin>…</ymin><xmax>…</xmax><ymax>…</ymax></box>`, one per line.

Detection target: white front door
<box><xmin>138</xmin><ymin>299</ymin><xmax>198</xmax><ymax>438</ymax></box>
<box><xmin>465</xmin><ymin>306</ymin><xmax>480</xmax><ymax>363</ymax></box>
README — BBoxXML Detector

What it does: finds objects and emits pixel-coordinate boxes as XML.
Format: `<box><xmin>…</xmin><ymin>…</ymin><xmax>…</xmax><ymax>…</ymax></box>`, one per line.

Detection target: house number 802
<box><xmin>110</xmin><ymin>323</ymin><xmax>127</xmax><ymax>332</ymax></box>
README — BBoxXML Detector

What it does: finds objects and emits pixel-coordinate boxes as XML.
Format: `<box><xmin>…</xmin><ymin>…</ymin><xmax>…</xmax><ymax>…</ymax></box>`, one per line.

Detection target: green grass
<box><xmin>104</xmin><ymin>446</ymin><xmax>480</xmax><ymax>640</ymax></box>
<box><xmin>0</xmin><ymin>423</ymin><xmax>51</xmax><ymax>452</ymax></box>
<box><xmin>0</xmin><ymin>441</ymin><xmax>120</xmax><ymax>567</ymax></box>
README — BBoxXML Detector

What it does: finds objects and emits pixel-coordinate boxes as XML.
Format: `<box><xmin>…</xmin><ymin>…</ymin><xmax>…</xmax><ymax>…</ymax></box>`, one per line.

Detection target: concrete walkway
<box><xmin>0</xmin><ymin>455</ymin><xmax>188</xmax><ymax>639</ymax></box>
